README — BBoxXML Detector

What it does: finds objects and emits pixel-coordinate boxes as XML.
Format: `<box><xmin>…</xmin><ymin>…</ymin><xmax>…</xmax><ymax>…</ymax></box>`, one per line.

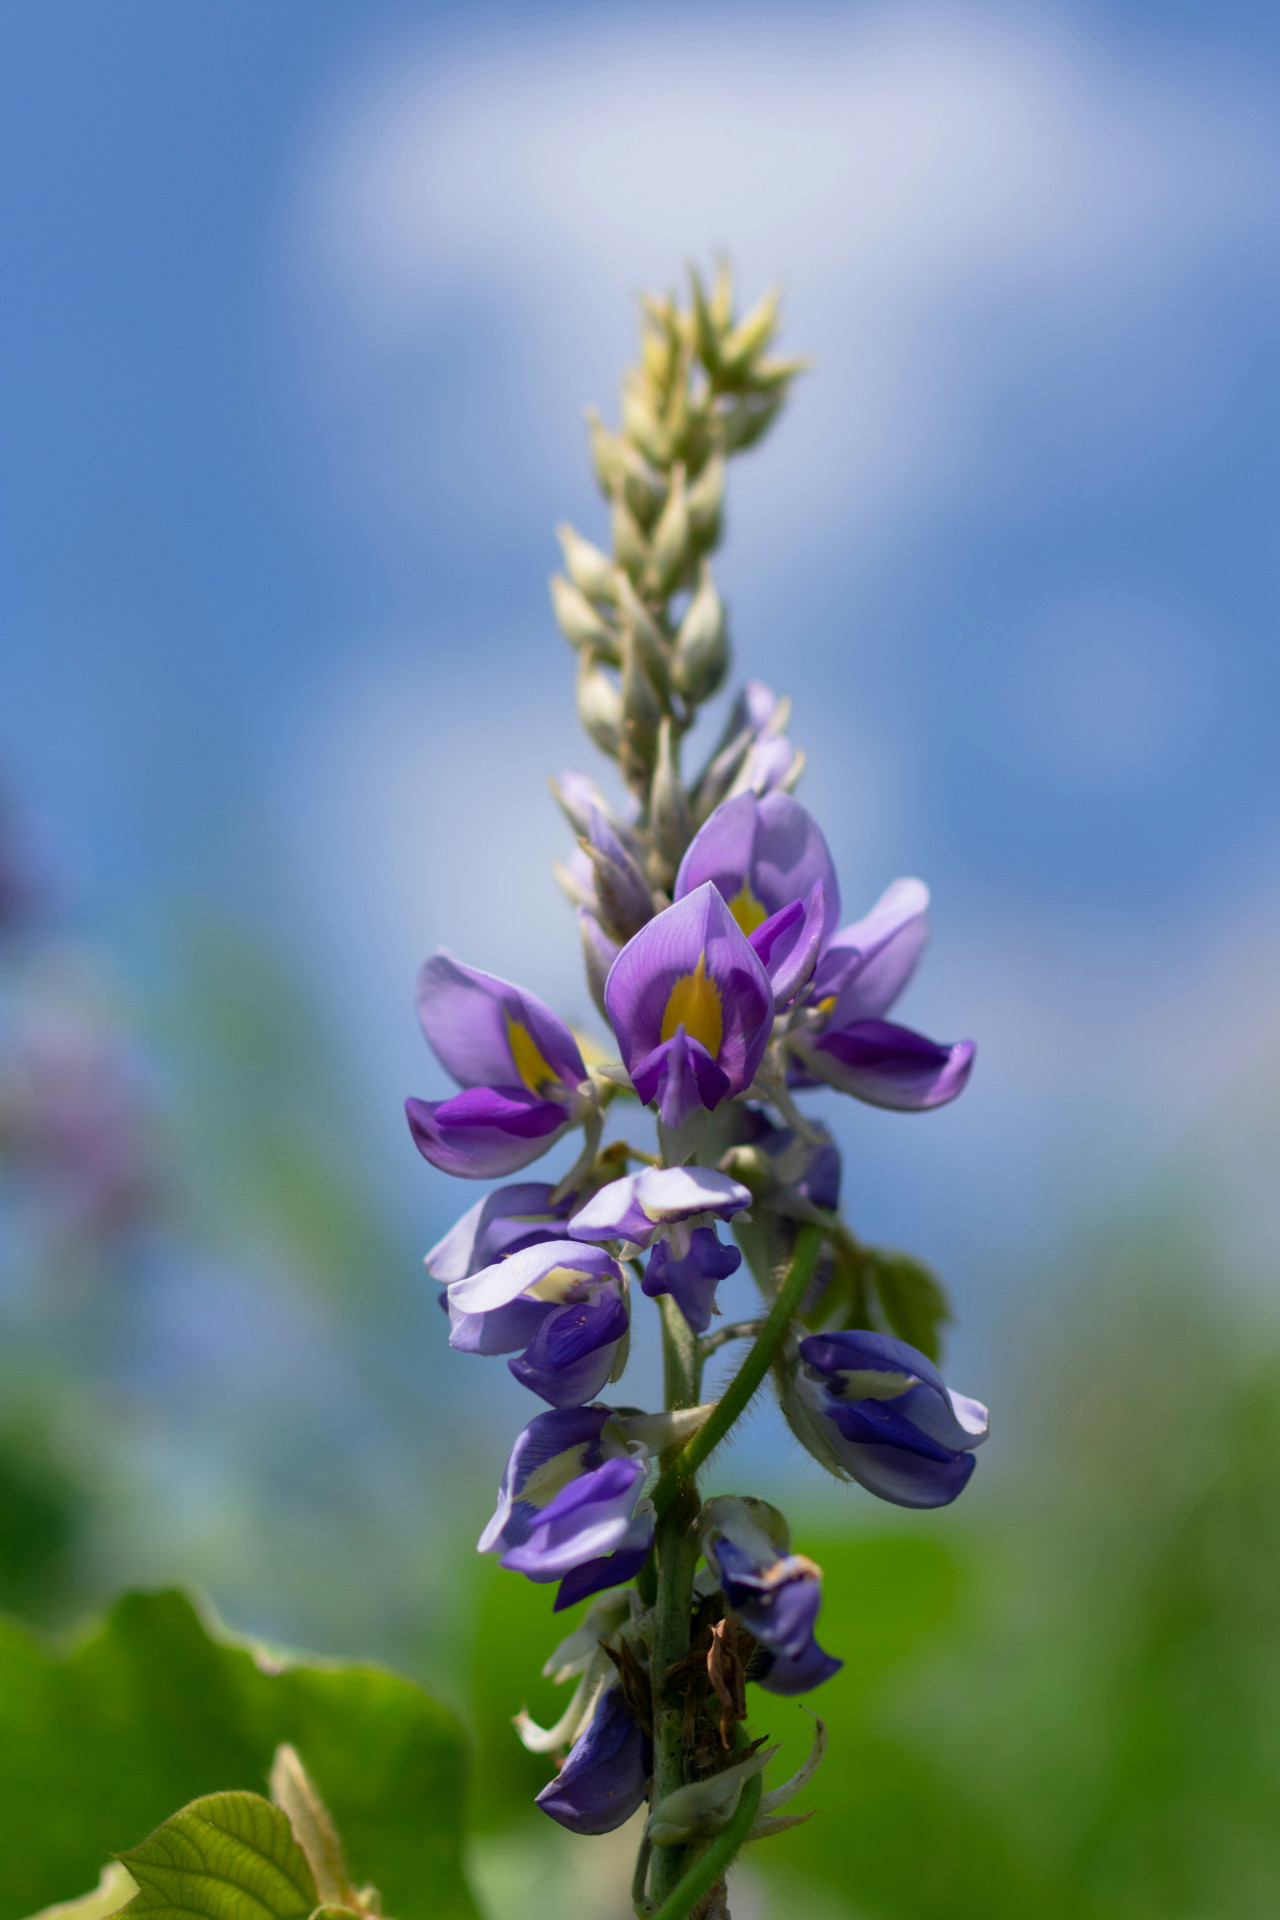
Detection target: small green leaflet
<box><xmin>114</xmin><ymin>1794</ymin><xmax>317</xmax><ymax>1920</ymax></box>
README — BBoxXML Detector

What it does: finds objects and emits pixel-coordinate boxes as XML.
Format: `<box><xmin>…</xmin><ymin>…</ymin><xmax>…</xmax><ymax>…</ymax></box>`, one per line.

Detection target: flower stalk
<box><xmin>405</xmin><ymin>263</ymin><xmax>984</xmax><ymax>1919</ymax></box>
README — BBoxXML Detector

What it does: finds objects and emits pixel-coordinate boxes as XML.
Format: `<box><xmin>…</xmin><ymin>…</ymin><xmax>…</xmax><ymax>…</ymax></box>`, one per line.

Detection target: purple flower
<box><xmin>787</xmin><ymin>879</ymin><xmax>975</xmax><ymax>1112</ymax></box>
<box><xmin>695</xmin><ymin>682</ymin><xmax>803</xmax><ymax>818</ymax></box>
<box><xmin>535</xmin><ymin>1684</ymin><xmax>651</xmax><ymax>1834</ymax></box>
<box><xmin>701</xmin><ymin>1495</ymin><xmax>842</xmax><ymax>1696</ymax></box>
<box><xmin>479</xmin><ymin>1404</ymin><xmax>654</xmax><ymax>1611</ymax></box>
<box><xmin>568</xmin><ymin>1165</ymin><xmax>752</xmax><ymax>1248</ymax></box>
<box><xmin>407</xmin><ymin>953</ymin><xmax>591</xmax><ymax>1178</ymax></box>
<box><xmin>603</xmin><ymin>884</ymin><xmax>773</xmax><ymax>1130</ymax></box>
<box><xmin>569</xmin><ymin>1164</ymin><xmax>752</xmax><ymax>1332</ymax></box>
<box><xmin>676</xmin><ymin>791</ymin><xmax>840</xmax><ymax>1003</ymax></box>
<box><xmin>446</xmin><ymin>1240</ymin><xmax>628</xmax><ymax>1407</ymax></box>
<box><xmin>425</xmin><ymin>1182</ymin><xmax>576</xmax><ymax>1280</ymax></box>
<box><xmin>787</xmin><ymin>1329</ymin><xmax>988</xmax><ymax>1509</ymax></box>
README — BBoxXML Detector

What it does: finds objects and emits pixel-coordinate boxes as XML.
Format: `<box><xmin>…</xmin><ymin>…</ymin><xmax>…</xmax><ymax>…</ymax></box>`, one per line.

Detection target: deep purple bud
<box><xmin>642</xmin><ymin>1227</ymin><xmax>741</xmax><ymax>1334</ymax></box>
<box><xmin>788</xmin><ymin>1330</ymin><xmax>987</xmax><ymax>1508</ymax></box>
<box><xmin>535</xmin><ymin>1684</ymin><xmax>651</xmax><ymax>1834</ymax></box>
<box><xmin>446</xmin><ymin>1240</ymin><xmax>628</xmax><ymax>1407</ymax></box>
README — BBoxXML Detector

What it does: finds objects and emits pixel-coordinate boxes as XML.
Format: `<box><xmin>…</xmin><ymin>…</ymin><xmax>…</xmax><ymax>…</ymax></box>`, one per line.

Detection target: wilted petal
<box><xmin>416</xmin><ymin>952</ymin><xmax>586</xmax><ymax>1095</ymax></box>
<box><xmin>808</xmin><ymin>878</ymin><xmax>930</xmax><ymax>1023</ymax></box>
<box><xmin>405</xmin><ymin>1089</ymin><xmax>571</xmax><ymax>1179</ymax></box>
<box><xmin>808</xmin><ymin>1021</ymin><xmax>975</xmax><ymax>1112</ymax></box>
<box><xmin>535</xmin><ymin>1685</ymin><xmax>650</xmax><ymax>1834</ymax></box>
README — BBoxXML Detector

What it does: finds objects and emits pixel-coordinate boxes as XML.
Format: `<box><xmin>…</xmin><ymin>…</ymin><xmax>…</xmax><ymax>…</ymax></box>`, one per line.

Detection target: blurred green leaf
<box><xmin>115</xmin><ymin>1794</ymin><xmax>316</xmax><ymax>1920</ymax></box>
<box><xmin>867</xmin><ymin>1250</ymin><xmax>950</xmax><ymax>1361</ymax></box>
<box><xmin>0</xmin><ymin>1589</ymin><xmax>477</xmax><ymax>1920</ymax></box>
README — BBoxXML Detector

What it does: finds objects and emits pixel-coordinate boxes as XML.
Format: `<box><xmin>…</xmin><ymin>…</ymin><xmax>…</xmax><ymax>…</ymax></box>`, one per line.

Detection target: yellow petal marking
<box><xmin>727</xmin><ymin>881</ymin><xmax>769</xmax><ymax>937</ymax></box>
<box><xmin>525</xmin><ymin>1266</ymin><xmax>588</xmax><ymax>1304</ymax></box>
<box><xmin>660</xmin><ymin>952</ymin><xmax>723</xmax><ymax>1059</ymax></box>
<box><xmin>521</xmin><ymin>1442</ymin><xmax>592</xmax><ymax>1508</ymax></box>
<box><xmin>506</xmin><ymin>1015</ymin><xmax>559</xmax><ymax>1096</ymax></box>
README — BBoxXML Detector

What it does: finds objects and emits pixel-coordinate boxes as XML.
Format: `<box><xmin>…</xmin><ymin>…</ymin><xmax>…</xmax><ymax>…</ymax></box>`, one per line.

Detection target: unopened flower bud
<box><xmin>578</xmin><ymin>816</ymin><xmax>654</xmax><ymax>944</ymax></box>
<box><xmin>646</xmin><ymin>1741</ymin><xmax>779</xmax><ymax>1844</ymax></box>
<box><xmin>577</xmin><ymin>909</ymin><xmax>618</xmax><ymax>1020</ymax></box>
<box><xmin>672</xmin><ymin>562</ymin><xmax>728</xmax><ymax>704</ymax></box>
<box><xmin>621</xmin><ymin>368</ymin><xmax>672</xmax><ymax>469</ymax></box>
<box><xmin>610</xmin><ymin>485</ymin><xmax>650</xmax><ymax>583</ymax></box>
<box><xmin>719</xmin><ymin>286</ymin><xmax>781</xmax><ymax>375</ymax></box>
<box><xmin>650</xmin><ymin>717</ymin><xmax>693</xmax><ymax>870</ymax></box>
<box><xmin>556</xmin><ymin>524</ymin><xmax>618</xmax><ymax>604</ymax></box>
<box><xmin>720</xmin><ymin>390</ymin><xmax>786</xmax><ymax>453</ymax></box>
<box><xmin>686</xmin><ymin>451</ymin><xmax>725</xmax><ymax>550</ymax></box>
<box><xmin>551</xmin><ymin>574</ymin><xmax>620</xmax><ymax>661</ymax></box>
<box><xmin>649</xmin><ymin>461</ymin><xmax>691</xmax><ymax>595</ymax></box>
<box><xmin>577</xmin><ymin>656</ymin><xmax>623</xmax><ymax>758</ymax></box>
<box><xmin>614</xmin><ymin>572</ymin><xmax>669</xmax><ymax>695</ymax></box>
<box><xmin>618</xmin><ymin>632</ymin><xmax>663</xmax><ymax>790</ymax></box>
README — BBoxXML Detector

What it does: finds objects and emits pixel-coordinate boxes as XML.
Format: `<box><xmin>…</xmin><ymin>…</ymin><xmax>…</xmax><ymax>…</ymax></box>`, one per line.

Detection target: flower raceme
<box><xmin>406</xmin><ymin>954</ymin><xmax>595</xmax><ymax>1178</ymax></box>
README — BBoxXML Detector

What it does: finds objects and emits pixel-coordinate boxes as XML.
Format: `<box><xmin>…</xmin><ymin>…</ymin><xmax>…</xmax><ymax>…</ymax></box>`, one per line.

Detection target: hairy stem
<box><xmin>648</xmin><ymin>1296</ymin><xmax>706</xmax><ymax>1904</ymax></box>
<box><xmin>650</xmin><ymin>1222</ymin><xmax>824</xmax><ymax>1517</ymax></box>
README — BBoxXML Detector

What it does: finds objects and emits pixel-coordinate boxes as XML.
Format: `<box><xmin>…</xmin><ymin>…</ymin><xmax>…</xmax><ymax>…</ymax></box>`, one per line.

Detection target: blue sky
<box><xmin>3</xmin><ymin>1</ymin><xmax>1280</xmax><ymax>1598</ymax></box>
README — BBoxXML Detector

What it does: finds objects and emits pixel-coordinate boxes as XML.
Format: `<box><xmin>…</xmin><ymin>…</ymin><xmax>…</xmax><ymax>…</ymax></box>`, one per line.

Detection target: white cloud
<box><xmin>287</xmin><ymin>3</ymin><xmax>1275</xmax><ymax>545</ymax></box>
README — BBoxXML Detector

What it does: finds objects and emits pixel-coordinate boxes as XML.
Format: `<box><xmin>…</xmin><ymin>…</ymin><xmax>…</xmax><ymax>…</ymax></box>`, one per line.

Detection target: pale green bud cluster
<box><xmin>550</xmin><ymin>264</ymin><xmax>806</xmax><ymax>887</ymax></box>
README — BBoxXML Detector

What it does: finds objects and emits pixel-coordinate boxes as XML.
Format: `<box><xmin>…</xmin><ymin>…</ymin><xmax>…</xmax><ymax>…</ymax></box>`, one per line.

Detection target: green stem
<box><xmin>647</xmin><ymin>1296</ymin><xmax>706</xmax><ymax>1905</ymax></box>
<box><xmin>647</xmin><ymin>1771</ymin><xmax>764</xmax><ymax>1920</ymax></box>
<box><xmin>650</xmin><ymin>1222</ymin><xmax>824</xmax><ymax>1517</ymax></box>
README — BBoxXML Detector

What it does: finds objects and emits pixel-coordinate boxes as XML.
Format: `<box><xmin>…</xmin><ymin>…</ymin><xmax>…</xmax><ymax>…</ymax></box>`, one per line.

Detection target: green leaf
<box><xmin>867</xmin><ymin>1249</ymin><xmax>951</xmax><ymax>1361</ymax></box>
<box><xmin>115</xmin><ymin>1794</ymin><xmax>316</xmax><ymax>1920</ymax></box>
<box><xmin>0</xmin><ymin>1589</ymin><xmax>477</xmax><ymax>1920</ymax></box>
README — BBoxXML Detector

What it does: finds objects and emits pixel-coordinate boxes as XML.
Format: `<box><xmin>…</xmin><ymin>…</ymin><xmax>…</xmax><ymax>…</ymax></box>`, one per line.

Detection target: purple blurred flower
<box><xmin>787</xmin><ymin>1329</ymin><xmax>987</xmax><ymax>1508</ymax></box>
<box><xmin>701</xmin><ymin>1495</ymin><xmax>842</xmax><ymax>1696</ymax></box>
<box><xmin>787</xmin><ymin>879</ymin><xmax>975</xmax><ymax>1112</ymax></box>
<box><xmin>479</xmin><ymin>1404</ymin><xmax>654</xmax><ymax>1611</ymax></box>
<box><xmin>603</xmin><ymin>884</ymin><xmax>773</xmax><ymax>1130</ymax></box>
<box><xmin>446</xmin><ymin>1240</ymin><xmax>628</xmax><ymax>1407</ymax></box>
<box><xmin>697</xmin><ymin>682</ymin><xmax>803</xmax><ymax>817</ymax></box>
<box><xmin>0</xmin><ymin>1006</ymin><xmax>159</xmax><ymax>1243</ymax></box>
<box><xmin>641</xmin><ymin>1231</ymin><xmax>741</xmax><ymax>1334</ymax></box>
<box><xmin>748</xmin><ymin>1111</ymin><xmax>842</xmax><ymax>1214</ymax></box>
<box><xmin>535</xmin><ymin>1683</ymin><xmax>651</xmax><ymax>1833</ymax></box>
<box><xmin>676</xmin><ymin>791</ymin><xmax>838</xmax><ymax>1002</ymax></box>
<box><xmin>407</xmin><ymin>953</ymin><xmax>591</xmax><ymax>1178</ymax></box>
